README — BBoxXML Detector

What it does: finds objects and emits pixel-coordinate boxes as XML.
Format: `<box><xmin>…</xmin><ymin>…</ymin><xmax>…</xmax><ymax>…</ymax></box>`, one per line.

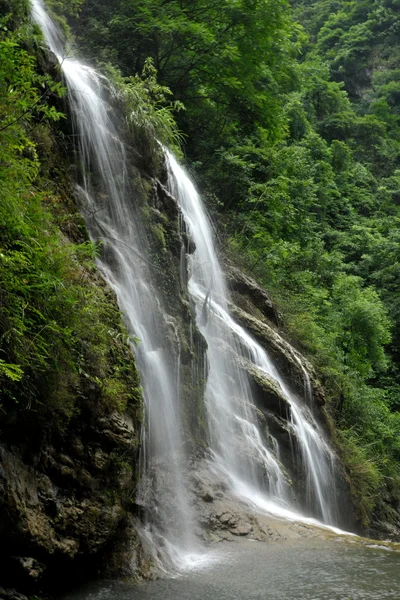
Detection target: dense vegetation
<box><xmin>1</xmin><ymin>0</ymin><xmax>399</xmax><ymax>531</ymax></box>
<box><xmin>66</xmin><ymin>0</ymin><xmax>400</xmax><ymax>529</ymax></box>
<box><xmin>0</xmin><ymin>0</ymin><xmax>142</xmax><ymax>432</ymax></box>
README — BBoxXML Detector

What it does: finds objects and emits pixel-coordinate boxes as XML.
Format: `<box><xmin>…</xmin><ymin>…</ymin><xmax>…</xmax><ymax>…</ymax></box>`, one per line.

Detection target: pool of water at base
<box><xmin>64</xmin><ymin>538</ymin><xmax>400</xmax><ymax>600</ymax></box>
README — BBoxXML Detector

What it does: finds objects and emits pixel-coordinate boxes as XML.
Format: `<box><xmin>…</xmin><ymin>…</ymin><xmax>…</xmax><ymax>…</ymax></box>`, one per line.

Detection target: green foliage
<box><xmin>0</xmin><ymin>360</ymin><xmax>24</xmax><ymax>382</ymax></box>
<box><xmin>4</xmin><ymin>0</ymin><xmax>400</xmax><ymax>530</ymax></box>
<box><xmin>0</xmin><ymin>1</ymin><xmax>141</xmax><ymax>422</ymax></box>
<box><xmin>47</xmin><ymin>0</ymin><xmax>83</xmax><ymax>16</ymax></box>
<box><xmin>72</xmin><ymin>0</ymin><xmax>297</xmax><ymax>163</ymax></box>
<box><xmin>107</xmin><ymin>58</ymin><xmax>184</xmax><ymax>155</ymax></box>
<box><xmin>331</xmin><ymin>275</ymin><xmax>391</xmax><ymax>377</ymax></box>
<box><xmin>337</xmin><ymin>429</ymin><xmax>383</xmax><ymax>527</ymax></box>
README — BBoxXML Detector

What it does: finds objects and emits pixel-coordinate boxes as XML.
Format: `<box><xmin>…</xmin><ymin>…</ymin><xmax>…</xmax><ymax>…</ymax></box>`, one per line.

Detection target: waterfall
<box><xmin>166</xmin><ymin>151</ymin><xmax>340</xmax><ymax>527</ymax></box>
<box><xmin>30</xmin><ymin>0</ymin><xmax>202</xmax><ymax>570</ymax></box>
<box><xmin>31</xmin><ymin>0</ymin><xmax>349</xmax><ymax>572</ymax></box>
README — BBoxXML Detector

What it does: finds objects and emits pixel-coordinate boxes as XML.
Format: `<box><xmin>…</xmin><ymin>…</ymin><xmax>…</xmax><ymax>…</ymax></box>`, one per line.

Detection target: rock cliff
<box><xmin>0</xmin><ymin>22</ymin><xmax>357</xmax><ymax>599</ymax></box>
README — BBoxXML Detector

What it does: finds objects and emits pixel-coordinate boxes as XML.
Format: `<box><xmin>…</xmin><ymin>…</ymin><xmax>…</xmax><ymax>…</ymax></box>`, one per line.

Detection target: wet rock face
<box><xmin>196</xmin><ymin>260</ymin><xmax>356</xmax><ymax>532</ymax></box>
<box><xmin>0</xmin><ymin>588</ymin><xmax>29</xmax><ymax>600</ymax></box>
<box><xmin>190</xmin><ymin>462</ymin><xmax>326</xmax><ymax>543</ymax></box>
<box><xmin>145</xmin><ymin>171</ymin><xmax>208</xmax><ymax>450</ymax></box>
<box><xmin>0</xmin><ymin>403</ymin><xmax>139</xmax><ymax>594</ymax></box>
<box><xmin>224</xmin><ymin>263</ymin><xmax>280</xmax><ymax>327</ymax></box>
<box><xmin>232</xmin><ymin>304</ymin><xmax>325</xmax><ymax>405</ymax></box>
<box><xmin>224</xmin><ymin>262</ymin><xmax>326</xmax><ymax>408</ymax></box>
<box><xmin>191</xmin><ymin>464</ymin><xmax>255</xmax><ymax>540</ymax></box>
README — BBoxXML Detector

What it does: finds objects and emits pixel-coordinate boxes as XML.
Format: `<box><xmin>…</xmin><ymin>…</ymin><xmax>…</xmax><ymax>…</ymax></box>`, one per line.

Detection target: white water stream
<box><xmin>31</xmin><ymin>0</ymin><xmax>348</xmax><ymax>571</ymax></box>
<box><xmin>166</xmin><ymin>152</ymin><xmax>340</xmax><ymax>527</ymax></box>
<box><xmin>31</xmin><ymin>0</ymin><xmax>203</xmax><ymax>570</ymax></box>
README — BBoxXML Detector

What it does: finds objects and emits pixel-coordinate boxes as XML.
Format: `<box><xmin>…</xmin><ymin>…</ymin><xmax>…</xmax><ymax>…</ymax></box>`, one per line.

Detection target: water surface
<box><xmin>66</xmin><ymin>538</ymin><xmax>400</xmax><ymax>600</ymax></box>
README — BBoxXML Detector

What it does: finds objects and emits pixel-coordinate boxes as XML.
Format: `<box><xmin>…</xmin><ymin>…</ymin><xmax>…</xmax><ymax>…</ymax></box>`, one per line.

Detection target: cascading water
<box><xmin>166</xmin><ymin>151</ymin><xmax>340</xmax><ymax>528</ymax></box>
<box><xmin>31</xmin><ymin>0</ymin><xmax>350</xmax><ymax>571</ymax></box>
<box><xmin>30</xmin><ymin>0</ymin><xmax>202</xmax><ymax>570</ymax></box>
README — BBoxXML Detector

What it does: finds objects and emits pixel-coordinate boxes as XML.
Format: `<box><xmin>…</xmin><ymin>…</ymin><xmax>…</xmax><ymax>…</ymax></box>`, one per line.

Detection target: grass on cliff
<box><xmin>0</xmin><ymin>1</ymin><xmax>141</xmax><ymax>423</ymax></box>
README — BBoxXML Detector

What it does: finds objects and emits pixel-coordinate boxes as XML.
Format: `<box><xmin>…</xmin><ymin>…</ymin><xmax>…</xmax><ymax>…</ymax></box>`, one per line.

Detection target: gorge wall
<box><xmin>1</xmin><ymin>1</ymin><xmax>399</xmax><ymax>598</ymax></box>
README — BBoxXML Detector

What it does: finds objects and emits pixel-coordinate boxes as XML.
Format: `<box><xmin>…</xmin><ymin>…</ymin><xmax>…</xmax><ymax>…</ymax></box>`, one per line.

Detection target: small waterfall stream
<box><xmin>31</xmin><ymin>0</ymin><xmax>347</xmax><ymax>572</ymax></box>
<box><xmin>166</xmin><ymin>152</ymin><xmax>339</xmax><ymax>527</ymax></box>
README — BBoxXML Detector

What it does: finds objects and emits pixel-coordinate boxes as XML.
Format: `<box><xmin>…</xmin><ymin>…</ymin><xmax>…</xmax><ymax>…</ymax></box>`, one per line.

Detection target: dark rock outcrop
<box><xmin>0</xmin><ymin>395</ymin><xmax>140</xmax><ymax>593</ymax></box>
<box><xmin>225</xmin><ymin>263</ymin><xmax>280</xmax><ymax>326</ymax></box>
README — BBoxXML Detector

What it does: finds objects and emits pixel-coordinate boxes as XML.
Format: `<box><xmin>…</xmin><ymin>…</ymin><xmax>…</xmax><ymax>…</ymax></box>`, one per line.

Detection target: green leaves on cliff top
<box><xmin>71</xmin><ymin>0</ymin><xmax>298</xmax><ymax>157</ymax></box>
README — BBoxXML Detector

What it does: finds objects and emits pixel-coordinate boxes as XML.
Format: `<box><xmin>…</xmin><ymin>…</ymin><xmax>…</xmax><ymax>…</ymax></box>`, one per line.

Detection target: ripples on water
<box><xmin>65</xmin><ymin>539</ymin><xmax>400</xmax><ymax>600</ymax></box>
